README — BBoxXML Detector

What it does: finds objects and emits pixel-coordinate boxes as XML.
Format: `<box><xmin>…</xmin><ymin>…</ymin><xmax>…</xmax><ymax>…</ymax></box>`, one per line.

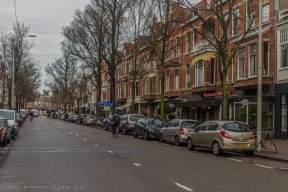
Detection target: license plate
<box><xmin>237</xmin><ymin>144</ymin><xmax>248</xmax><ymax>148</ymax></box>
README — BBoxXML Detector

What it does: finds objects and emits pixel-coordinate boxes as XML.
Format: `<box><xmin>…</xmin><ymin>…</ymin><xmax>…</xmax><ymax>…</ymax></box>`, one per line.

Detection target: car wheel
<box><xmin>212</xmin><ymin>141</ymin><xmax>223</xmax><ymax>156</ymax></box>
<box><xmin>11</xmin><ymin>132</ymin><xmax>15</xmax><ymax>140</ymax></box>
<box><xmin>175</xmin><ymin>136</ymin><xmax>181</xmax><ymax>146</ymax></box>
<box><xmin>8</xmin><ymin>134</ymin><xmax>12</xmax><ymax>144</ymax></box>
<box><xmin>144</xmin><ymin>131</ymin><xmax>149</xmax><ymax>140</ymax></box>
<box><xmin>1</xmin><ymin>135</ymin><xmax>9</xmax><ymax>146</ymax></box>
<box><xmin>187</xmin><ymin>138</ymin><xmax>195</xmax><ymax>151</ymax></box>
<box><xmin>244</xmin><ymin>151</ymin><xmax>254</xmax><ymax>157</ymax></box>
<box><xmin>159</xmin><ymin>134</ymin><xmax>165</xmax><ymax>143</ymax></box>
<box><xmin>133</xmin><ymin>129</ymin><xmax>138</xmax><ymax>138</ymax></box>
<box><xmin>123</xmin><ymin>127</ymin><xmax>127</xmax><ymax>135</ymax></box>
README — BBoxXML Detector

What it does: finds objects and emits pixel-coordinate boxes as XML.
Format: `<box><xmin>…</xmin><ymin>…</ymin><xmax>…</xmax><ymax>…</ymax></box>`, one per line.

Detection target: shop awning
<box><xmin>115</xmin><ymin>103</ymin><xmax>132</xmax><ymax>110</ymax></box>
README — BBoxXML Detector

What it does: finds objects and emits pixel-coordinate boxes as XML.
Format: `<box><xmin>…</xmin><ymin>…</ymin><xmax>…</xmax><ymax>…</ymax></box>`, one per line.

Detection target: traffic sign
<box><xmin>98</xmin><ymin>102</ymin><xmax>102</xmax><ymax>107</ymax></box>
<box><xmin>241</xmin><ymin>99</ymin><xmax>249</xmax><ymax>105</ymax></box>
<box><xmin>104</xmin><ymin>101</ymin><xmax>110</xmax><ymax>111</ymax></box>
<box><xmin>110</xmin><ymin>103</ymin><xmax>113</xmax><ymax>108</ymax></box>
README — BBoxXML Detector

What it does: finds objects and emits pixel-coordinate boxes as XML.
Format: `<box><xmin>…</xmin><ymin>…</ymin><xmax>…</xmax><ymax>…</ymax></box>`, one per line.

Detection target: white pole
<box><xmin>256</xmin><ymin>0</ymin><xmax>262</xmax><ymax>151</ymax></box>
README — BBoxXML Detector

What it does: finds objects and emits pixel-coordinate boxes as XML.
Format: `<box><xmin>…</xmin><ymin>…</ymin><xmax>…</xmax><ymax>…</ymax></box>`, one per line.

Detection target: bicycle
<box><xmin>30</xmin><ymin>116</ymin><xmax>33</xmax><ymax>123</ymax></box>
<box><xmin>255</xmin><ymin>125</ymin><xmax>277</xmax><ymax>153</ymax></box>
<box><xmin>112</xmin><ymin>125</ymin><xmax>119</xmax><ymax>138</ymax></box>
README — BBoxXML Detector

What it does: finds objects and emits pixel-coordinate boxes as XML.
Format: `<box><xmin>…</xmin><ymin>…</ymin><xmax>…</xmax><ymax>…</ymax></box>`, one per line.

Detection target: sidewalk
<box><xmin>254</xmin><ymin>139</ymin><xmax>288</xmax><ymax>162</ymax></box>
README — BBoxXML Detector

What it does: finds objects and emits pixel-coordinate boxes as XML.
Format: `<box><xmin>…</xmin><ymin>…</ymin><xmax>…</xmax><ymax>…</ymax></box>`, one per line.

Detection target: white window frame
<box><xmin>186</xmin><ymin>31</ymin><xmax>191</xmax><ymax>53</ymax></box>
<box><xmin>280</xmin><ymin>28</ymin><xmax>288</xmax><ymax>68</ymax></box>
<box><xmin>195</xmin><ymin>60</ymin><xmax>204</xmax><ymax>87</ymax></box>
<box><xmin>176</xmin><ymin>36</ymin><xmax>181</xmax><ymax>58</ymax></box>
<box><xmin>166</xmin><ymin>70</ymin><xmax>169</xmax><ymax>92</ymax></box>
<box><xmin>174</xmin><ymin>69</ymin><xmax>179</xmax><ymax>90</ymax></box>
<box><xmin>262</xmin><ymin>0</ymin><xmax>270</xmax><ymax>23</ymax></box>
<box><xmin>233</xmin><ymin>8</ymin><xmax>240</xmax><ymax>36</ymax></box>
<box><xmin>152</xmin><ymin>76</ymin><xmax>157</xmax><ymax>94</ymax></box>
<box><xmin>170</xmin><ymin>39</ymin><xmax>174</xmax><ymax>60</ymax></box>
<box><xmin>186</xmin><ymin>64</ymin><xmax>190</xmax><ymax>89</ymax></box>
<box><xmin>246</xmin><ymin>0</ymin><xmax>255</xmax><ymax>28</ymax></box>
<box><xmin>144</xmin><ymin>77</ymin><xmax>149</xmax><ymax>95</ymax></box>
<box><xmin>238</xmin><ymin>47</ymin><xmax>245</xmax><ymax>79</ymax></box>
<box><xmin>249</xmin><ymin>44</ymin><xmax>257</xmax><ymax>77</ymax></box>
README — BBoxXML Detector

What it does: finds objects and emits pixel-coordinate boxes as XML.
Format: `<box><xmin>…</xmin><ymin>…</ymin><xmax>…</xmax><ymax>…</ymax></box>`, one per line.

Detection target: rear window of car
<box><xmin>223</xmin><ymin>123</ymin><xmax>251</xmax><ymax>132</ymax></box>
<box><xmin>182</xmin><ymin>121</ymin><xmax>200</xmax><ymax>128</ymax></box>
<box><xmin>129</xmin><ymin>115</ymin><xmax>143</xmax><ymax>121</ymax></box>
<box><xmin>0</xmin><ymin>111</ymin><xmax>14</xmax><ymax>120</ymax></box>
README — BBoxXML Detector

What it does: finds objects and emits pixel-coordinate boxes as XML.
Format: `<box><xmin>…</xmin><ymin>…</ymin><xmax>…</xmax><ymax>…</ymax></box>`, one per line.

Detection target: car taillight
<box><xmin>87</xmin><ymin>118</ymin><xmax>90</xmax><ymax>120</ymax></box>
<box><xmin>220</xmin><ymin>130</ymin><xmax>231</xmax><ymax>139</ymax></box>
<box><xmin>250</xmin><ymin>132</ymin><xmax>255</xmax><ymax>140</ymax></box>
<box><xmin>179</xmin><ymin>127</ymin><xmax>184</xmax><ymax>135</ymax></box>
<box><xmin>126</xmin><ymin>121</ymin><xmax>129</xmax><ymax>125</ymax></box>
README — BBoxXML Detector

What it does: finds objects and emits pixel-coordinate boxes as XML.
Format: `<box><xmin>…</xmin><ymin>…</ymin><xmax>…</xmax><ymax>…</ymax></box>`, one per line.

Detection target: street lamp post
<box><xmin>11</xmin><ymin>34</ymin><xmax>36</xmax><ymax>110</ymax></box>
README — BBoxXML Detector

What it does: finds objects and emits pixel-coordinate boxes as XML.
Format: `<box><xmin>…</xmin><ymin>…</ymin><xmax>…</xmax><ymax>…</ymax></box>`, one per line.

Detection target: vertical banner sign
<box><xmin>104</xmin><ymin>101</ymin><xmax>110</xmax><ymax>111</ymax></box>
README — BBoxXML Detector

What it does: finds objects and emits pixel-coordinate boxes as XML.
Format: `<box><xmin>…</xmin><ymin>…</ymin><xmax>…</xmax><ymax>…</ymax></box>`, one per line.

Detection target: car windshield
<box><xmin>0</xmin><ymin>120</ymin><xmax>4</xmax><ymax>126</ymax></box>
<box><xmin>182</xmin><ymin>122</ymin><xmax>200</xmax><ymax>128</ymax></box>
<box><xmin>153</xmin><ymin>120</ymin><xmax>165</xmax><ymax>126</ymax></box>
<box><xmin>223</xmin><ymin>123</ymin><xmax>251</xmax><ymax>132</ymax></box>
<box><xmin>0</xmin><ymin>111</ymin><xmax>14</xmax><ymax>120</ymax></box>
<box><xmin>146</xmin><ymin>119</ymin><xmax>154</xmax><ymax>125</ymax></box>
<box><xmin>130</xmin><ymin>115</ymin><xmax>143</xmax><ymax>121</ymax></box>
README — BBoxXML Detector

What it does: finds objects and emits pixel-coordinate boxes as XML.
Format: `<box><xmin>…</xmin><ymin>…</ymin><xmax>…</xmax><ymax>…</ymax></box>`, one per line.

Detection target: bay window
<box><xmin>195</xmin><ymin>60</ymin><xmax>204</xmax><ymax>86</ymax></box>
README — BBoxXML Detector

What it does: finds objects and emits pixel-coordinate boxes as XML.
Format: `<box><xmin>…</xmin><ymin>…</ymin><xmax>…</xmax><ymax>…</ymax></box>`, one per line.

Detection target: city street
<box><xmin>0</xmin><ymin>117</ymin><xmax>287</xmax><ymax>192</ymax></box>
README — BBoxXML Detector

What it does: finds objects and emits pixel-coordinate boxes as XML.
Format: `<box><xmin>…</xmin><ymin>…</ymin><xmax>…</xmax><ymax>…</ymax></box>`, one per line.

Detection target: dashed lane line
<box><xmin>227</xmin><ymin>158</ymin><xmax>243</xmax><ymax>162</ymax></box>
<box><xmin>94</xmin><ymin>144</ymin><xmax>98</xmax><ymax>147</ymax></box>
<box><xmin>133</xmin><ymin>163</ymin><xmax>141</xmax><ymax>167</ymax></box>
<box><xmin>108</xmin><ymin>151</ymin><xmax>114</xmax><ymax>154</ymax></box>
<box><xmin>175</xmin><ymin>183</ymin><xmax>193</xmax><ymax>191</ymax></box>
<box><xmin>83</xmin><ymin>139</ymin><xmax>86</xmax><ymax>141</ymax></box>
<box><xmin>76</xmin><ymin>135</ymin><xmax>79</xmax><ymax>137</ymax></box>
<box><xmin>255</xmin><ymin>164</ymin><xmax>273</xmax><ymax>169</ymax></box>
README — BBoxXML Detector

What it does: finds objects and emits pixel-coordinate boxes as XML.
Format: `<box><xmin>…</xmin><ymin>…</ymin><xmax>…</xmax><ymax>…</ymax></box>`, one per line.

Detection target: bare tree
<box><xmin>181</xmin><ymin>0</ymin><xmax>256</xmax><ymax>120</ymax></box>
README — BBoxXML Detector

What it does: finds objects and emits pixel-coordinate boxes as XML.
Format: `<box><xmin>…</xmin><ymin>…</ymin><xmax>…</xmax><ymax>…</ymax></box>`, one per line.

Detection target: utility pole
<box><xmin>256</xmin><ymin>0</ymin><xmax>263</xmax><ymax>151</ymax></box>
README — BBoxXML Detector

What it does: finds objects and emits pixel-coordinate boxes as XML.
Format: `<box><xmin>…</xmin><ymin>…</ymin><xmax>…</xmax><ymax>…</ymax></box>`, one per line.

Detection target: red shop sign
<box><xmin>203</xmin><ymin>90</ymin><xmax>232</xmax><ymax>98</ymax></box>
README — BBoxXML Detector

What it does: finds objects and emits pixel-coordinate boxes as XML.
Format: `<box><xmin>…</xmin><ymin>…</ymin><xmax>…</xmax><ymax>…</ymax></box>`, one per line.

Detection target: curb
<box><xmin>253</xmin><ymin>153</ymin><xmax>288</xmax><ymax>163</ymax></box>
<box><xmin>0</xmin><ymin>142</ymin><xmax>13</xmax><ymax>166</ymax></box>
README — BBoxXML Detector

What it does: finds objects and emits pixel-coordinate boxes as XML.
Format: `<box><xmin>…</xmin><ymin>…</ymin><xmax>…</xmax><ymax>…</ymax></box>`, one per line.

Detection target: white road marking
<box><xmin>70</xmin><ymin>132</ymin><xmax>72</xmax><ymax>134</ymax></box>
<box><xmin>175</xmin><ymin>183</ymin><xmax>193</xmax><ymax>191</ymax></box>
<box><xmin>83</xmin><ymin>139</ymin><xmax>86</xmax><ymax>141</ymax></box>
<box><xmin>94</xmin><ymin>144</ymin><xmax>98</xmax><ymax>147</ymax></box>
<box><xmin>164</xmin><ymin>144</ymin><xmax>169</xmax><ymax>146</ymax></box>
<box><xmin>255</xmin><ymin>164</ymin><xmax>273</xmax><ymax>169</ymax></box>
<box><xmin>3</xmin><ymin>147</ymin><xmax>8</xmax><ymax>150</ymax></box>
<box><xmin>133</xmin><ymin>163</ymin><xmax>141</xmax><ymax>166</ymax></box>
<box><xmin>227</xmin><ymin>158</ymin><xmax>243</xmax><ymax>162</ymax></box>
<box><xmin>76</xmin><ymin>135</ymin><xmax>79</xmax><ymax>137</ymax></box>
<box><xmin>108</xmin><ymin>151</ymin><xmax>114</xmax><ymax>154</ymax></box>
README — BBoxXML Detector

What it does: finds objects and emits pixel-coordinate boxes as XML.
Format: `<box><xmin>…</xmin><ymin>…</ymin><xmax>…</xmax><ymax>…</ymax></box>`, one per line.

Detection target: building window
<box><xmin>247</xmin><ymin>0</ymin><xmax>254</xmax><ymax>28</ymax></box>
<box><xmin>144</xmin><ymin>77</ymin><xmax>149</xmax><ymax>95</ymax></box>
<box><xmin>249</xmin><ymin>44</ymin><xmax>257</xmax><ymax>76</ymax></box>
<box><xmin>174</xmin><ymin>69</ymin><xmax>179</xmax><ymax>90</ymax></box>
<box><xmin>166</xmin><ymin>70</ymin><xmax>169</xmax><ymax>91</ymax></box>
<box><xmin>262</xmin><ymin>0</ymin><xmax>269</xmax><ymax>23</ymax></box>
<box><xmin>238</xmin><ymin>47</ymin><xmax>245</xmax><ymax>78</ymax></box>
<box><xmin>263</xmin><ymin>42</ymin><xmax>269</xmax><ymax>75</ymax></box>
<box><xmin>186</xmin><ymin>32</ymin><xmax>191</xmax><ymax>53</ymax></box>
<box><xmin>176</xmin><ymin>37</ymin><xmax>180</xmax><ymax>57</ymax></box>
<box><xmin>193</xmin><ymin>29</ymin><xmax>198</xmax><ymax>44</ymax></box>
<box><xmin>195</xmin><ymin>60</ymin><xmax>204</xmax><ymax>86</ymax></box>
<box><xmin>152</xmin><ymin>76</ymin><xmax>156</xmax><ymax>94</ymax></box>
<box><xmin>186</xmin><ymin>64</ymin><xmax>190</xmax><ymax>89</ymax></box>
<box><xmin>210</xmin><ymin>58</ymin><xmax>215</xmax><ymax>84</ymax></box>
<box><xmin>129</xmin><ymin>61</ymin><xmax>132</xmax><ymax>72</ymax></box>
<box><xmin>123</xmin><ymin>84</ymin><xmax>126</xmax><ymax>97</ymax></box>
<box><xmin>281</xmin><ymin>44</ymin><xmax>288</xmax><ymax>68</ymax></box>
<box><xmin>170</xmin><ymin>39</ymin><xmax>174</xmax><ymax>59</ymax></box>
<box><xmin>233</xmin><ymin>9</ymin><xmax>240</xmax><ymax>36</ymax></box>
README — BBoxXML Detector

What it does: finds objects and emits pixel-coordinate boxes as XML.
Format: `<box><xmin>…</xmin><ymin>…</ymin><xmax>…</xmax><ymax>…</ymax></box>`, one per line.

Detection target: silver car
<box><xmin>159</xmin><ymin>119</ymin><xmax>201</xmax><ymax>146</ymax></box>
<box><xmin>187</xmin><ymin>120</ymin><xmax>256</xmax><ymax>156</ymax></box>
<box><xmin>0</xmin><ymin>109</ymin><xmax>19</xmax><ymax>140</ymax></box>
<box><xmin>119</xmin><ymin>114</ymin><xmax>144</xmax><ymax>135</ymax></box>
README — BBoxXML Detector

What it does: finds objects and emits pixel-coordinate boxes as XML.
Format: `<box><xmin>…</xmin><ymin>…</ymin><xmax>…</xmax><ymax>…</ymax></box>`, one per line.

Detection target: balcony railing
<box><xmin>193</xmin><ymin>39</ymin><xmax>216</xmax><ymax>54</ymax></box>
<box><xmin>280</xmin><ymin>7</ymin><xmax>288</xmax><ymax>22</ymax></box>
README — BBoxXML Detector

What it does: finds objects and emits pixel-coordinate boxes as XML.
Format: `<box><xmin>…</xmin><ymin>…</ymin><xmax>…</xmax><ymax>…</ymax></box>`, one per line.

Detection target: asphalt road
<box><xmin>0</xmin><ymin>116</ymin><xmax>287</xmax><ymax>192</ymax></box>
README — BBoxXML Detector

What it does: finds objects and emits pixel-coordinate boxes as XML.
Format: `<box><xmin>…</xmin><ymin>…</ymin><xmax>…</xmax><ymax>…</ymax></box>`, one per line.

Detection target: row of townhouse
<box><xmin>99</xmin><ymin>0</ymin><xmax>288</xmax><ymax>139</ymax></box>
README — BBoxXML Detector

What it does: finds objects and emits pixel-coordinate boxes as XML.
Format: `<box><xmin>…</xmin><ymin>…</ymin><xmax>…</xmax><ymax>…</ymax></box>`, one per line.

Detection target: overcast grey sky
<box><xmin>0</xmin><ymin>0</ymin><xmax>91</xmax><ymax>91</ymax></box>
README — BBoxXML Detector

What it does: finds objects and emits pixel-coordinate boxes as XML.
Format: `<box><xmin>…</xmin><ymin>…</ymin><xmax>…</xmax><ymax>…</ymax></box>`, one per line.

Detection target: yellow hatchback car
<box><xmin>187</xmin><ymin>120</ymin><xmax>256</xmax><ymax>156</ymax></box>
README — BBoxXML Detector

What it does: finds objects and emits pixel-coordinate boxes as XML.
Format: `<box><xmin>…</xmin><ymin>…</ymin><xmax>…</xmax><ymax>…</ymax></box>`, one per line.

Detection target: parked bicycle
<box><xmin>255</xmin><ymin>125</ymin><xmax>277</xmax><ymax>153</ymax></box>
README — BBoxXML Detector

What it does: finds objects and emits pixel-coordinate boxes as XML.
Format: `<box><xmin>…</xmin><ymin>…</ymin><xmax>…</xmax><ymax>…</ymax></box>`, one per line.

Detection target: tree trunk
<box><xmin>160</xmin><ymin>67</ymin><xmax>165</xmax><ymax>120</ymax></box>
<box><xmin>221</xmin><ymin>71</ymin><xmax>229</xmax><ymax>120</ymax></box>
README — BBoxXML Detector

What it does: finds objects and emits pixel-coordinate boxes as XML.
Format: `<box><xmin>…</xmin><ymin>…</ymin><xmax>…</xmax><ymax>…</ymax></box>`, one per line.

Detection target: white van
<box><xmin>0</xmin><ymin>109</ymin><xmax>19</xmax><ymax>140</ymax></box>
<box><xmin>31</xmin><ymin>110</ymin><xmax>39</xmax><ymax>117</ymax></box>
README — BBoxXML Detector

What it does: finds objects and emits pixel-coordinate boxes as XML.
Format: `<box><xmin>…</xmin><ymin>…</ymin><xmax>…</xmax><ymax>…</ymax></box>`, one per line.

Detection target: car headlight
<box><xmin>148</xmin><ymin>128</ymin><xmax>156</xmax><ymax>133</ymax></box>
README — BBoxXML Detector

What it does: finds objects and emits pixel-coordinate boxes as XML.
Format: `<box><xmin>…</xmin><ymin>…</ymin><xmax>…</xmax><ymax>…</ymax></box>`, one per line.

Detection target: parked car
<box><xmin>71</xmin><ymin>115</ymin><xmax>79</xmax><ymax>123</ymax></box>
<box><xmin>104</xmin><ymin>115</ymin><xmax>113</xmax><ymax>131</ymax></box>
<box><xmin>0</xmin><ymin>117</ymin><xmax>12</xmax><ymax>146</ymax></box>
<box><xmin>31</xmin><ymin>110</ymin><xmax>38</xmax><ymax>117</ymax></box>
<box><xmin>119</xmin><ymin>114</ymin><xmax>145</xmax><ymax>135</ymax></box>
<box><xmin>61</xmin><ymin>114</ymin><xmax>65</xmax><ymax>120</ymax></box>
<box><xmin>16</xmin><ymin>113</ymin><xmax>24</xmax><ymax>127</ymax></box>
<box><xmin>96</xmin><ymin>116</ymin><xmax>105</xmax><ymax>128</ymax></box>
<box><xmin>0</xmin><ymin>109</ymin><xmax>19</xmax><ymax>140</ymax></box>
<box><xmin>67</xmin><ymin>114</ymin><xmax>75</xmax><ymax>122</ymax></box>
<box><xmin>76</xmin><ymin>114</ymin><xmax>89</xmax><ymax>125</ymax></box>
<box><xmin>83</xmin><ymin>115</ymin><xmax>96</xmax><ymax>126</ymax></box>
<box><xmin>187</xmin><ymin>120</ymin><xmax>256</xmax><ymax>156</ymax></box>
<box><xmin>159</xmin><ymin>119</ymin><xmax>201</xmax><ymax>146</ymax></box>
<box><xmin>20</xmin><ymin>110</ymin><xmax>27</xmax><ymax>121</ymax></box>
<box><xmin>133</xmin><ymin>118</ymin><xmax>166</xmax><ymax>140</ymax></box>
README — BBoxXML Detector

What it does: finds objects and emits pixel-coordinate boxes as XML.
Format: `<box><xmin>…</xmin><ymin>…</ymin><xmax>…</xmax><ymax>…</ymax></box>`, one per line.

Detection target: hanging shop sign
<box><xmin>203</xmin><ymin>90</ymin><xmax>233</xmax><ymax>98</ymax></box>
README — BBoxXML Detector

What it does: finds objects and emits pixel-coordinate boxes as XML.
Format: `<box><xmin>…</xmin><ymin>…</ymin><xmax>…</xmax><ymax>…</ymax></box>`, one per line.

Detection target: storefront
<box><xmin>275</xmin><ymin>84</ymin><xmax>288</xmax><ymax>139</ymax></box>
